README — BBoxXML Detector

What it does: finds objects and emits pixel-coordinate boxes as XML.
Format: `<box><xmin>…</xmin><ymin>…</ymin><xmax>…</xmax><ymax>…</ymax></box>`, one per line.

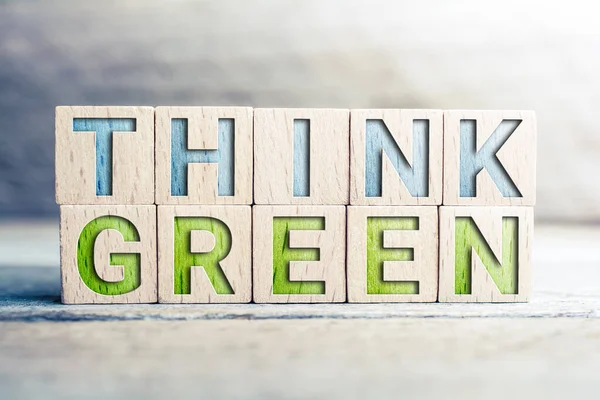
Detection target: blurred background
<box><xmin>3</xmin><ymin>3</ymin><xmax>600</xmax><ymax>399</ymax></box>
<box><xmin>1</xmin><ymin>0</ymin><xmax>599</xmax><ymax>221</ymax></box>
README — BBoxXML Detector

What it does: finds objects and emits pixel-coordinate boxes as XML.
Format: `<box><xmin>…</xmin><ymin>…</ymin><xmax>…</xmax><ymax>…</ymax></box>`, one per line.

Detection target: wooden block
<box><xmin>55</xmin><ymin>106</ymin><xmax>155</xmax><ymax>205</ymax></box>
<box><xmin>253</xmin><ymin>205</ymin><xmax>346</xmax><ymax>303</ymax></box>
<box><xmin>157</xmin><ymin>205</ymin><xmax>251</xmax><ymax>303</ymax></box>
<box><xmin>155</xmin><ymin>107</ymin><xmax>253</xmax><ymax>205</ymax></box>
<box><xmin>60</xmin><ymin>205</ymin><xmax>157</xmax><ymax>304</ymax></box>
<box><xmin>438</xmin><ymin>206</ymin><xmax>533</xmax><ymax>302</ymax></box>
<box><xmin>347</xmin><ymin>206</ymin><xmax>438</xmax><ymax>302</ymax></box>
<box><xmin>443</xmin><ymin>110</ymin><xmax>536</xmax><ymax>206</ymax></box>
<box><xmin>350</xmin><ymin>109</ymin><xmax>443</xmax><ymax>205</ymax></box>
<box><xmin>253</xmin><ymin>108</ymin><xmax>350</xmax><ymax>205</ymax></box>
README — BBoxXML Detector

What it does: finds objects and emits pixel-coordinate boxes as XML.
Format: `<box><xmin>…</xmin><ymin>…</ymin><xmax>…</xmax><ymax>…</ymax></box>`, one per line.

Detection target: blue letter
<box><xmin>171</xmin><ymin>118</ymin><xmax>234</xmax><ymax>196</ymax></box>
<box><xmin>460</xmin><ymin>119</ymin><xmax>522</xmax><ymax>198</ymax></box>
<box><xmin>293</xmin><ymin>119</ymin><xmax>310</xmax><ymax>197</ymax></box>
<box><xmin>365</xmin><ymin>119</ymin><xmax>429</xmax><ymax>197</ymax></box>
<box><xmin>73</xmin><ymin>118</ymin><xmax>136</xmax><ymax>196</ymax></box>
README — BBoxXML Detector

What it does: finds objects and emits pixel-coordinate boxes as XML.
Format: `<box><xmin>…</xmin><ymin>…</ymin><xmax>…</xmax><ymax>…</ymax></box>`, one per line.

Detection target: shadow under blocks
<box><xmin>55</xmin><ymin>107</ymin><xmax>536</xmax><ymax>304</ymax></box>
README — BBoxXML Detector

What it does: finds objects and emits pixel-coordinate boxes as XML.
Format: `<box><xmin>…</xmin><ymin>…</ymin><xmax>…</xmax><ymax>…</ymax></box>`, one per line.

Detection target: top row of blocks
<box><xmin>55</xmin><ymin>106</ymin><xmax>536</xmax><ymax>206</ymax></box>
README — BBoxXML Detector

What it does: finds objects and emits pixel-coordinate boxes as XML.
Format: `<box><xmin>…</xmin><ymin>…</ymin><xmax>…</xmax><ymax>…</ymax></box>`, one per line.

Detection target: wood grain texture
<box><xmin>350</xmin><ymin>109</ymin><xmax>443</xmax><ymax>205</ymax></box>
<box><xmin>253</xmin><ymin>205</ymin><xmax>346</xmax><ymax>303</ymax></box>
<box><xmin>60</xmin><ymin>205</ymin><xmax>157</xmax><ymax>304</ymax></box>
<box><xmin>6</xmin><ymin>319</ymin><xmax>600</xmax><ymax>400</ymax></box>
<box><xmin>347</xmin><ymin>206</ymin><xmax>438</xmax><ymax>302</ymax></box>
<box><xmin>439</xmin><ymin>206</ymin><xmax>533</xmax><ymax>302</ymax></box>
<box><xmin>155</xmin><ymin>107</ymin><xmax>253</xmax><ymax>205</ymax></box>
<box><xmin>253</xmin><ymin>109</ymin><xmax>350</xmax><ymax>205</ymax></box>
<box><xmin>443</xmin><ymin>110</ymin><xmax>537</xmax><ymax>206</ymax></box>
<box><xmin>157</xmin><ymin>205</ymin><xmax>251</xmax><ymax>303</ymax></box>
<box><xmin>55</xmin><ymin>106</ymin><xmax>155</xmax><ymax>205</ymax></box>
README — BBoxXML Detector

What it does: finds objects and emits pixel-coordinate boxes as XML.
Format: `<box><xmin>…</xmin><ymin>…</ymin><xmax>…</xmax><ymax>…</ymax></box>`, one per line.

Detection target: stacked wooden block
<box><xmin>56</xmin><ymin>107</ymin><xmax>536</xmax><ymax>304</ymax></box>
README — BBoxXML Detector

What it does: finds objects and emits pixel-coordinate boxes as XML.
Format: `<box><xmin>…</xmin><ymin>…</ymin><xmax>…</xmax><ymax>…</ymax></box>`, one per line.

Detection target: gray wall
<box><xmin>1</xmin><ymin>0</ymin><xmax>599</xmax><ymax>221</ymax></box>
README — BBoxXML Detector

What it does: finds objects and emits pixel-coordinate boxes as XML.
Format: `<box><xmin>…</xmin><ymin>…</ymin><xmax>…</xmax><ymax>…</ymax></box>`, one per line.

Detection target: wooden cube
<box><xmin>155</xmin><ymin>107</ymin><xmax>253</xmax><ymax>205</ymax></box>
<box><xmin>55</xmin><ymin>106</ymin><xmax>155</xmax><ymax>205</ymax></box>
<box><xmin>438</xmin><ymin>206</ymin><xmax>533</xmax><ymax>302</ymax></box>
<box><xmin>60</xmin><ymin>205</ymin><xmax>157</xmax><ymax>304</ymax></box>
<box><xmin>350</xmin><ymin>109</ymin><xmax>443</xmax><ymax>205</ymax></box>
<box><xmin>157</xmin><ymin>205</ymin><xmax>251</xmax><ymax>303</ymax></box>
<box><xmin>253</xmin><ymin>108</ymin><xmax>350</xmax><ymax>205</ymax></box>
<box><xmin>443</xmin><ymin>110</ymin><xmax>536</xmax><ymax>206</ymax></box>
<box><xmin>347</xmin><ymin>206</ymin><xmax>438</xmax><ymax>302</ymax></box>
<box><xmin>253</xmin><ymin>206</ymin><xmax>346</xmax><ymax>303</ymax></box>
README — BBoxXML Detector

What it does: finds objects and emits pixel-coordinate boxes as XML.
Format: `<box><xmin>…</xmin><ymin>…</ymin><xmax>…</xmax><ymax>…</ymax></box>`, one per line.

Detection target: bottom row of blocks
<box><xmin>60</xmin><ymin>205</ymin><xmax>533</xmax><ymax>304</ymax></box>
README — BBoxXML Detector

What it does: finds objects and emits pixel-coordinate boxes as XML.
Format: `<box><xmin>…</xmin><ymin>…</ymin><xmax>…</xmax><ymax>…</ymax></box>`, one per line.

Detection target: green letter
<box><xmin>272</xmin><ymin>217</ymin><xmax>325</xmax><ymax>295</ymax></box>
<box><xmin>455</xmin><ymin>217</ymin><xmax>518</xmax><ymax>294</ymax></box>
<box><xmin>367</xmin><ymin>217</ymin><xmax>419</xmax><ymax>295</ymax></box>
<box><xmin>77</xmin><ymin>216</ymin><xmax>141</xmax><ymax>295</ymax></box>
<box><xmin>174</xmin><ymin>217</ymin><xmax>234</xmax><ymax>295</ymax></box>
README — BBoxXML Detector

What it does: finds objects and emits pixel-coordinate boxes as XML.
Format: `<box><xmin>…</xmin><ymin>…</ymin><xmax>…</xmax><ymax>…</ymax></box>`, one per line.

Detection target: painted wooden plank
<box><xmin>350</xmin><ymin>109</ymin><xmax>443</xmax><ymax>206</ymax></box>
<box><xmin>252</xmin><ymin>205</ymin><xmax>346</xmax><ymax>303</ymax></box>
<box><xmin>155</xmin><ymin>107</ymin><xmax>253</xmax><ymax>205</ymax></box>
<box><xmin>443</xmin><ymin>110</ymin><xmax>537</xmax><ymax>206</ymax></box>
<box><xmin>347</xmin><ymin>206</ymin><xmax>438</xmax><ymax>302</ymax></box>
<box><xmin>253</xmin><ymin>108</ymin><xmax>350</xmax><ymax>205</ymax></box>
<box><xmin>438</xmin><ymin>206</ymin><xmax>533</xmax><ymax>302</ymax></box>
<box><xmin>157</xmin><ymin>205</ymin><xmax>251</xmax><ymax>303</ymax></box>
<box><xmin>60</xmin><ymin>205</ymin><xmax>157</xmax><ymax>304</ymax></box>
<box><xmin>55</xmin><ymin>106</ymin><xmax>155</xmax><ymax>205</ymax></box>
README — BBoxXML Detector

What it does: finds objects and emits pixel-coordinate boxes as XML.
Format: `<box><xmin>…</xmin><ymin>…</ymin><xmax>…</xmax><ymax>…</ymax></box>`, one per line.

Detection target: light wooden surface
<box><xmin>443</xmin><ymin>110</ymin><xmax>537</xmax><ymax>206</ymax></box>
<box><xmin>347</xmin><ymin>206</ymin><xmax>438</xmax><ymax>302</ymax></box>
<box><xmin>253</xmin><ymin>108</ymin><xmax>350</xmax><ymax>205</ymax></box>
<box><xmin>439</xmin><ymin>206</ymin><xmax>533</xmax><ymax>302</ymax></box>
<box><xmin>158</xmin><ymin>205</ymin><xmax>252</xmax><ymax>303</ymax></box>
<box><xmin>252</xmin><ymin>206</ymin><xmax>347</xmax><ymax>303</ymax></box>
<box><xmin>1</xmin><ymin>222</ymin><xmax>600</xmax><ymax>399</ymax></box>
<box><xmin>155</xmin><ymin>107</ymin><xmax>253</xmax><ymax>205</ymax></box>
<box><xmin>55</xmin><ymin>106</ymin><xmax>155</xmax><ymax>205</ymax></box>
<box><xmin>350</xmin><ymin>109</ymin><xmax>443</xmax><ymax>205</ymax></box>
<box><xmin>60</xmin><ymin>206</ymin><xmax>157</xmax><ymax>304</ymax></box>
